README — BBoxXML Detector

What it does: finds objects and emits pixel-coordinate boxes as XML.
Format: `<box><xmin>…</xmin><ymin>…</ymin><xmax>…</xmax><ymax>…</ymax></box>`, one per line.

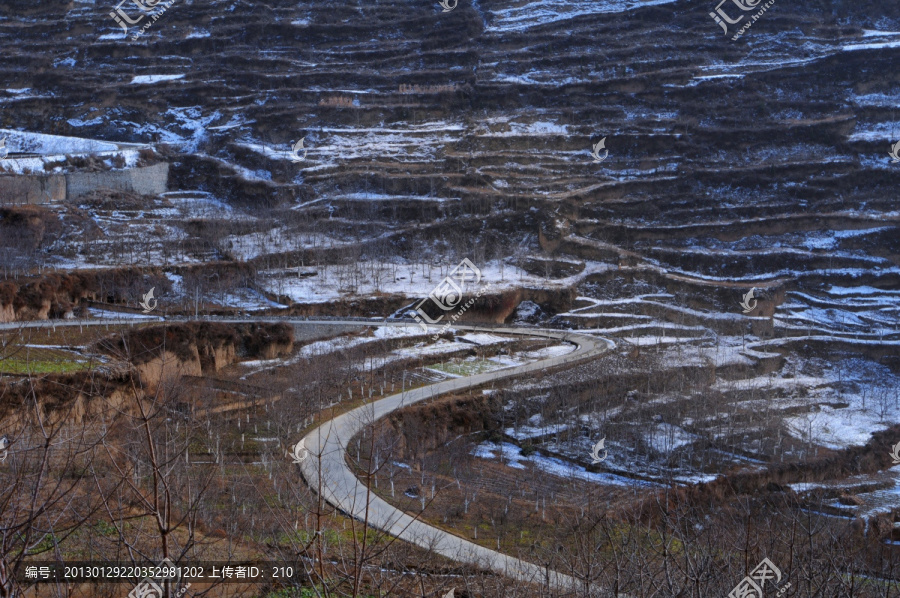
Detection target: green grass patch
<box><xmin>274</xmin><ymin>529</ymin><xmax>342</xmax><ymax>546</ymax></box>
<box><xmin>0</xmin><ymin>347</ymin><xmax>94</xmax><ymax>374</ymax></box>
<box><xmin>93</xmin><ymin>521</ymin><xmax>118</xmax><ymax>537</ymax></box>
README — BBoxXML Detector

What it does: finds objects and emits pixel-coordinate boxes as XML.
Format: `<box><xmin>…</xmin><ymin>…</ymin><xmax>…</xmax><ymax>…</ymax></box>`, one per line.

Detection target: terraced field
<box><xmin>1</xmin><ymin>0</ymin><xmax>900</xmax><ymax>595</ymax></box>
<box><xmin>1</xmin><ymin>0</ymin><xmax>897</xmax><ymax>290</ymax></box>
<box><xmin>3</xmin><ymin>0</ymin><xmax>900</xmax><ymax>525</ymax></box>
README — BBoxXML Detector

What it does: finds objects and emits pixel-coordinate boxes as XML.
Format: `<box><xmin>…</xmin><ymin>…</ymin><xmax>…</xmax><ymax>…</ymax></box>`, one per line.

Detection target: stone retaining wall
<box><xmin>0</xmin><ymin>162</ymin><xmax>168</xmax><ymax>204</ymax></box>
<box><xmin>65</xmin><ymin>162</ymin><xmax>169</xmax><ymax>199</ymax></box>
<box><xmin>0</xmin><ymin>175</ymin><xmax>66</xmax><ymax>204</ymax></box>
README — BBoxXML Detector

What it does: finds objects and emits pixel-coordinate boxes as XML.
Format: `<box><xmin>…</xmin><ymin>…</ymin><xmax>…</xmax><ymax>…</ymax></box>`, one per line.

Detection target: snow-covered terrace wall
<box><xmin>0</xmin><ymin>129</ymin><xmax>167</xmax><ymax>204</ymax></box>
<box><xmin>2</xmin><ymin>129</ymin><xmax>121</xmax><ymax>155</ymax></box>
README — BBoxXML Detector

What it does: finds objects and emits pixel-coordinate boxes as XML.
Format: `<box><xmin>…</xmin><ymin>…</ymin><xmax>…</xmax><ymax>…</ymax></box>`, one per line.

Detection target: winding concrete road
<box><xmin>298</xmin><ymin>323</ymin><xmax>615</xmax><ymax>596</ymax></box>
<box><xmin>4</xmin><ymin>315</ymin><xmax>615</xmax><ymax>595</ymax></box>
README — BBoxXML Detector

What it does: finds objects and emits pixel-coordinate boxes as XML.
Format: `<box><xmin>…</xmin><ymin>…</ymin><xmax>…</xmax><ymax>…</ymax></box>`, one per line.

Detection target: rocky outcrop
<box><xmin>134</xmin><ymin>349</ymin><xmax>204</xmax><ymax>394</ymax></box>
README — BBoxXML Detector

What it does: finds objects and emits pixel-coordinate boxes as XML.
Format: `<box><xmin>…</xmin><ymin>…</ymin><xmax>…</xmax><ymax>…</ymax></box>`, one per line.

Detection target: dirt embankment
<box><xmin>0</xmin><ymin>267</ymin><xmax>171</xmax><ymax>322</ymax></box>
<box><xmin>93</xmin><ymin>322</ymin><xmax>293</xmax><ymax>394</ymax></box>
<box><xmin>0</xmin><ymin>368</ymin><xmax>137</xmax><ymax>430</ymax></box>
<box><xmin>0</xmin><ymin>322</ymin><xmax>294</xmax><ymax>427</ymax></box>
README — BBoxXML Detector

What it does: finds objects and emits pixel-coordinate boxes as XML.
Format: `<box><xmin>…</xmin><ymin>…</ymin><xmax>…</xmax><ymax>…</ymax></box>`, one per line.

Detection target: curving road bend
<box><xmin>299</xmin><ymin>323</ymin><xmax>615</xmax><ymax>596</ymax></box>
<box><xmin>3</xmin><ymin>316</ymin><xmax>615</xmax><ymax>594</ymax></box>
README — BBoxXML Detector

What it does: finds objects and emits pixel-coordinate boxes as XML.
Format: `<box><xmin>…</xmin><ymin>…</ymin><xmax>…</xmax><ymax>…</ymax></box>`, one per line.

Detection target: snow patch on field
<box><xmin>785</xmin><ymin>404</ymin><xmax>890</xmax><ymax>451</ymax></box>
<box><xmin>754</xmin><ymin>357</ymin><xmax>900</xmax><ymax>451</ymax></box>
<box><xmin>372</xmin><ymin>325</ymin><xmax>431</xmax><ymax>339</ymax></box>
<box><xmin>843</xmin><ymin>39</ymin><xmax>900</xmax><ymax>51</ymax></box>
<box><xmin>296</xmin><ymin>335</ymin><xmax>371</xmax><ymax>358</ymax></box>
<box><xmin>130</xmin><ymin>74</ymin><xmax>185</xmax><ymax>84</ymax></box>
<box><xmin>484</xmin><ymin>0</ymin><xmax>678</xmax><ymax>32</ymax></box>
<box><xmin>471</xmin><ymin>442</ymin><xmax>655</xmax><ymax>486</ymax></box>
<box><xmin>0</xmin><ymin>128</ymin><xmax>122</xmax><ymax>154</ymax></box>
<box><xmin>477</xmin><ymin>120</ymin><xmax>569</xmax><ymax>137</ymax></box>
<box><xmin>623</xmin><ymin>336</ymin><xmax>694</xmax><ymax>347</ymax></box>
<box><xmin>457</xmin><ymin>333</ymin><xmax>511</xmax><ymax>346</ymax></box>
<box><xmin>520</xmin><ymin>344</ymin><xmax>575</xmax><ymax>359</ymax></box>
<box><xmin>219</xmin><ymin>289</ymin><xmax>287</xmax><ymax>311</ymax></box>
<box><xmin>332</xmin><ymin>192</ymin><xmax>451</xmax><ymax>202</ymax></box>
<box><xmin>127</xmin><ymin>107</ymin><xmax>222</xmax><ymax>153</ymax></box>
<box><xmin>397</xmin><ymin>340</ymin><xmax>472</xmax><ymax>358</ymax></box>
<box><xmin>848</xmin><ymin>121</ymin><xmax>900</xmax><ymax>142</ymax></box>
<box><xmin>224</xmin><ymin>229</ymin><xmax>345</xmax><ymax>261</ymax></box>
<box><xmin>646</xmin><ymin>423</ymin><xmax>697</xmax><ymax>453</ymax></box>
<box><xmin>827</xmin><ymin>285</ymin><xmax>900</xmax><ymax>296</ymax></box>
<box><xmin>239</xmin><ymin>358</ymin><xmax>282</xmax><ymax>368</ymax></box>
<box><xmin>713</xmin><ymin>374</ymin><xmax>830</xmax><ymax>392</ymax></box>
<box><xmin>297</xmin><ymin>121</ymin><xmax>466</xmax><ymax>171</ymax></box>
<box><xmin>505</xmin><ymin>423</ymin><xmax>569</xmax><ymax>440</ymax></box>
<box><xmin>161</xmin><ymin>191</ymin><xmax>253</xmax><ymax>220</ymax></box>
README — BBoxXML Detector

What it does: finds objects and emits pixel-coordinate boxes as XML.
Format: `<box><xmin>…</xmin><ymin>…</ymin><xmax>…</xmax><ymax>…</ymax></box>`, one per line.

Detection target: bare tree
<box><xmin>0</xmin><ymin>373</ymin><xmax>110</xmax><ymax>598</ymax></box>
